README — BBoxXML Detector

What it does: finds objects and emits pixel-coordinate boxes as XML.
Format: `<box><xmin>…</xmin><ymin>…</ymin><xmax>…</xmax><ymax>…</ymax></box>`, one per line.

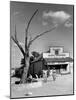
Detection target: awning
<box><xmin>44</xmin><ymin>57</ymin><xmax>73</xmax><ymax>63</ymax></box>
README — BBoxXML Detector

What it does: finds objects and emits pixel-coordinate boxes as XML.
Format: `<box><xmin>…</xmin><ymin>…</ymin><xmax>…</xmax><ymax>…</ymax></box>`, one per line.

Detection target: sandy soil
<box><xmin>11</xmin><ymin>68</ymin><xmax>73</xmax><ymax>98</ymax></box>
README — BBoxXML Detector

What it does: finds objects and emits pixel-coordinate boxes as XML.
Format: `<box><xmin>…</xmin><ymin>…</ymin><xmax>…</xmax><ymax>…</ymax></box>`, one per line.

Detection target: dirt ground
<box><xmin>11</xmin><ymin>68</ymin><xmax>73</xmax><ymax>98</ymax></box>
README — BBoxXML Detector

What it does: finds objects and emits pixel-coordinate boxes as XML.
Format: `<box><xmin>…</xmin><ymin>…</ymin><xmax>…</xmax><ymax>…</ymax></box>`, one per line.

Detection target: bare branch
<box><xmin>11</xmin><ymin>36</ymin><xmax>25</xmax><ymax>56</ymax></box>
<box><xmin>26</xmin><ymin>9</ymin><xmax>38</xmax><ymax>35</ymax></box>
<box><xmin>15</xmin><ymin>24</ymin><xmax>18</xmax><ymax>41</ymax></box>
<box><xmin>25</xmin><ymin>9</ymin><xmax>38</xmax><ymax>52</ymax></box>
<box><xmin>28</xmin><ymin>34</ymin><xmax>32</xmax><ymax>45</ymax></box>
<box><xmin>28</xmin><ymin>26</ymin><xmax>57</xmax><ymax>48</ymax></box>
<box><xmin>11</xmin><ymin>25</ymin><xmax>25</xmax><ymax>56</ymax></box>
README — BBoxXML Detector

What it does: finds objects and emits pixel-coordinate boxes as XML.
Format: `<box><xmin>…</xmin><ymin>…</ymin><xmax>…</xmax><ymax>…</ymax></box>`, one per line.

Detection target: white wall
<box><xmin>43</xmin><ymin>47</ymin><xmax>69</xmax><ymax>58</ymax></box>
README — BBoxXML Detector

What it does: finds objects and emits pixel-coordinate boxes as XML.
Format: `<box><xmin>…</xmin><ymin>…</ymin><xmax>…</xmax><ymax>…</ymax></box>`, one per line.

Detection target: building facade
<box><xmin>43</xmin><ymin>46</ymin><xmax>73</xmax><ymax>74</ymax></box>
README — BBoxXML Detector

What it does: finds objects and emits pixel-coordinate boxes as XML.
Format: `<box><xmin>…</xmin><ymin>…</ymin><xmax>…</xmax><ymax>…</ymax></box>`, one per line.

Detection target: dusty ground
<box><xmin>11</xmin><ymin>68</ymin><xmax>73</xmax><ymax>98</ymax></box>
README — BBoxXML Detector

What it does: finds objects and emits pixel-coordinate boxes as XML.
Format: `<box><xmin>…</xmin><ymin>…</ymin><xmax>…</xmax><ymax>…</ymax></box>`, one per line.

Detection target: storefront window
<box><xmin>55</xmin><ymin>50</ymin><xmax>59</xmax><ymax>55</ymax></box>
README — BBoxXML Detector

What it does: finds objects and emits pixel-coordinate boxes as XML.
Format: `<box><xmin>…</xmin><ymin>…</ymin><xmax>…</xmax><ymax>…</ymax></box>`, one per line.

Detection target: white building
<box><xmin>43</xmin><ymin>46</ymin><xmax>73</xmax><ymax>74</ymax></box>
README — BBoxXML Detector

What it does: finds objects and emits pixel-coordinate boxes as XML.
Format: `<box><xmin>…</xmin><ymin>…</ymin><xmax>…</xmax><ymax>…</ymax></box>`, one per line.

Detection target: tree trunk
<box><xmin>20</xmin><ymin>54</ymin><xmax>30</xmax><ymax>83</ymax></box>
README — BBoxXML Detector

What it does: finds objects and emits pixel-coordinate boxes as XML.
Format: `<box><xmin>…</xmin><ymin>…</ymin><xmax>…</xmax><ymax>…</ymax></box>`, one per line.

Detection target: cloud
<box><xmin>42</xmin><ymin>21</ymin><xmax>48</xmax><ymax>26</ymax></box>
<box><xmin>64</xmin><ymin>21</ymin><xmax>73</xmax><ymax>28</ymax></box>
<box><xmin>43</xmin><ymin>10</ymin><xmax>71</xmax><ymax>26</ymax></box>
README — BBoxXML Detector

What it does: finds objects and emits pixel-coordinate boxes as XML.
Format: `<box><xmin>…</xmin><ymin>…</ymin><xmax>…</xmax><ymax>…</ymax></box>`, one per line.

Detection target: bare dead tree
<box><xmin>11</xmin><ymin>9</ymin><xmax>57</xmax><ymax>83</ymax></box>
<box><xmin>11</xmin><ymin>25</ymin><xmax>25</xmax><ymax>57</ymax></box>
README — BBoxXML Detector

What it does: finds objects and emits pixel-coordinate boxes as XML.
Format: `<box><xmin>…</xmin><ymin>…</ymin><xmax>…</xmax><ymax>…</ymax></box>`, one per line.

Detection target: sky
<box><xmin>10</xmin><ymin>1</ymin><xmax>74</xmax><ymax>68</ymax></box>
